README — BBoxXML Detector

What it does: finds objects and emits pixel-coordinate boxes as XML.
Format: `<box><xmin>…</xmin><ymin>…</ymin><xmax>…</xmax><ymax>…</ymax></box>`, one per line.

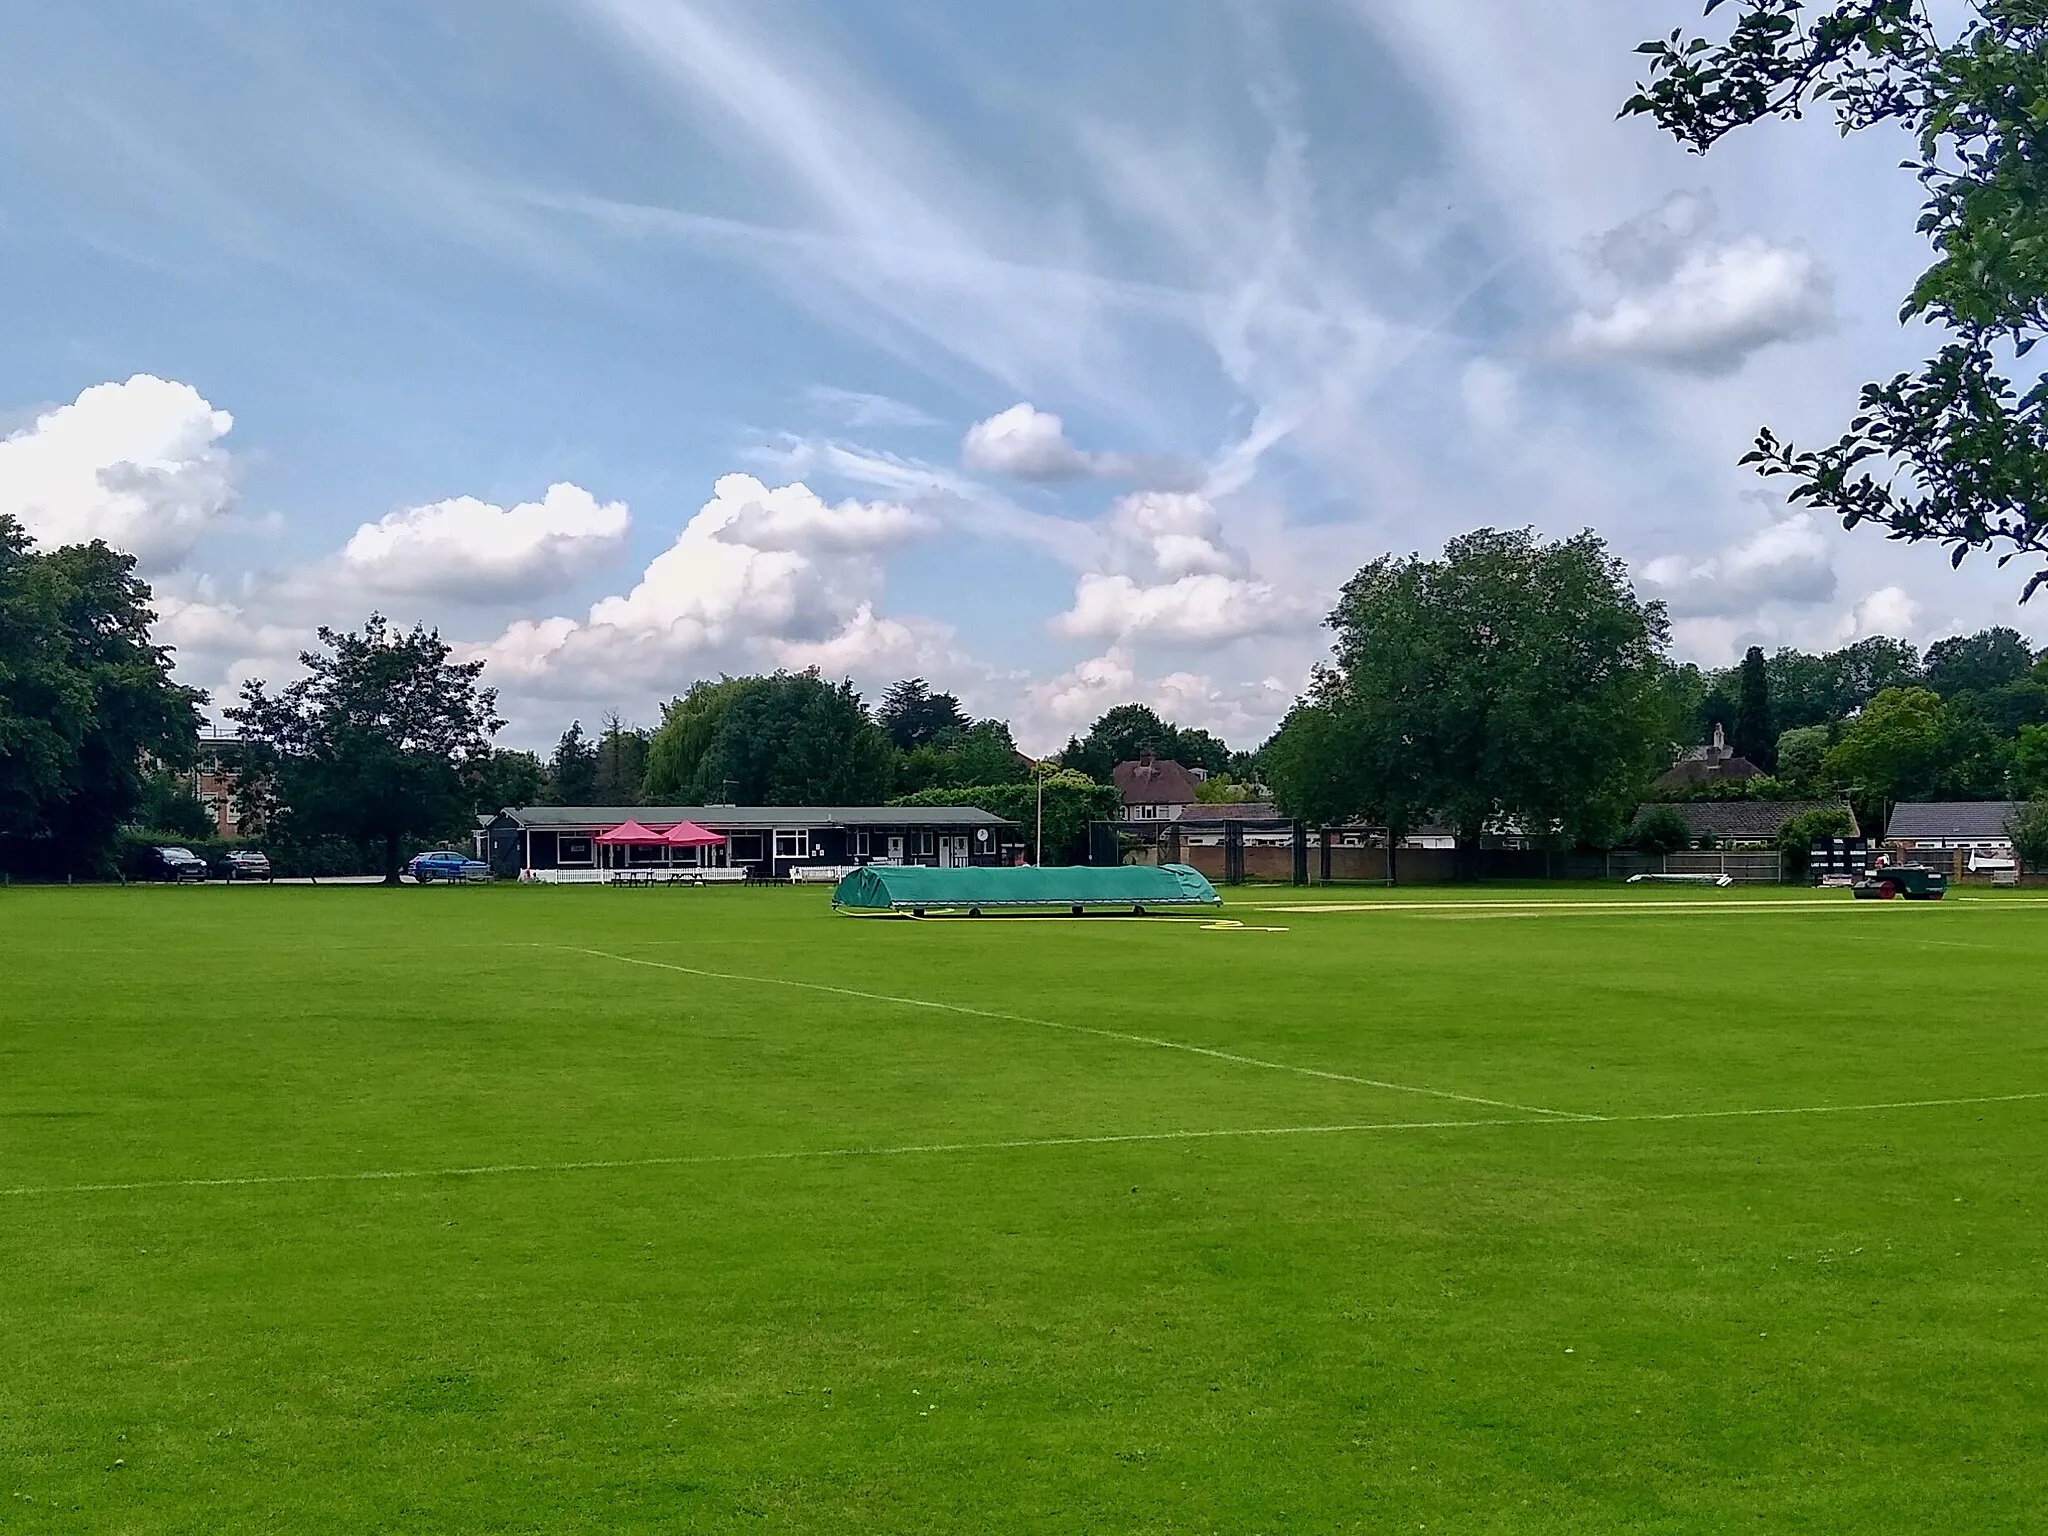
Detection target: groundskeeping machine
<box><xmin>831</xmin><ymin>862</ymin><xmax>1222</xmax><ymax>917</ymax></box>
<box><xmin>1852</xmin><ymin>865</ymin><xmax>1949</xmax><ymax>901</ymax></box>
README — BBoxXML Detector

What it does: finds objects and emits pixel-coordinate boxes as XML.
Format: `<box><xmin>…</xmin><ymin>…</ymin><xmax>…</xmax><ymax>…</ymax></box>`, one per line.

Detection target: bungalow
<box><xmin>484</xmin><ymin>804</ymin><xmax>1023</xmax><ymax>881</ymax></box>
<box><xmin>1885</xmin><ymin>802</ymin><xmax>2020</xmax><ymax>873</ymax></box>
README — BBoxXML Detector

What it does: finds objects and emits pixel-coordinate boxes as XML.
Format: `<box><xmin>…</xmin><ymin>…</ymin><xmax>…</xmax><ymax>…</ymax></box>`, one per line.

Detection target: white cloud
<box><xmin>1054</xmin><ymin>572</ymin><xmax>1296</xmax><ymax>645</ymax></box>
<box><xmin>1016</xmin><ymin>645</ymin><xmax>1294</xmax><ymax>752</ymax></box>
<box><xmin>1638</xmin><ymin>513</ymin><xmax>1838</xmax><ymax>618</ymax></box>
<box><xmin>339</xmin><ymin>482</ymin><xmax>630</xmax><ymax>601</ymax></box>
<box><xmin>1564</xmin><ymin>194</ymin><xmax>1834</xmax><ymax>375</ymax></box>
<box><xmin>0</xmin><ymin>375</ymin><xmax>236</xmax><ymax>568</ymax></box>
<box><xmin>960</xmin><ymin>402</ymin><xmax>1197</xmax><ymax>488</ymax></box>
<box><xmin>464</xmin><ymin>473</ymin><xmax>942</xmax><ymax>699</ymax></box>
<box><xmin>1051</xmin><ymin>491</ymin><xmax>1305</xmax><ymax>644</ymax></box>
<box><xmin>715</xmin><ymin>484</ymin><xmax>933</xmax><ymax>553</ymax></box>
<box><xmin>149</xmin><ymin>587</ymin><xmax>314</xmax><ymax>716</ymax></box>
<box><xmin>963</xmin><ymin>403</ymin><xmax>1096</xmax><ymax>480</ymax></box>
<box><xmin>1839</xmin><ymin>585</ymin><xmax>1920</xmax><ymax>644</ymax></box>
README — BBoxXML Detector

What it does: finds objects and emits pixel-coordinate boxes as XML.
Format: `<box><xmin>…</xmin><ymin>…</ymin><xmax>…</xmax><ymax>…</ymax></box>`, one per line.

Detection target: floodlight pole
<box><xmin>1035</xmin><ymin>767</ymin><xmax>1044</xmax><ymax>867</ymax></box>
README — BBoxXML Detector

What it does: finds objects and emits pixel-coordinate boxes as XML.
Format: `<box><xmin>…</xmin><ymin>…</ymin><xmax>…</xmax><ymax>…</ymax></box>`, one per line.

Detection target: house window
<box><xmin>729</xmin><ymin>833</ymin><xmax>765</xmax><ymax>864</ymax></box>
<box><xmin>918</xmin><ymin>830</ymin><xmax>935</xmax><ymax>857</ymax></box>
<box><xmin>774</xmin><ymin>829</ymin><xmax>810</xmax><ymax>860</ymax></box>
<box><xmin>850</xmin><ymin>830</ymin><xmax>870</xmax><ymax>858</ymax></box>
<box><xmin>559</xmin><ymin>836</ymin><xmax>594</xmax><ymax>866</ymax></box>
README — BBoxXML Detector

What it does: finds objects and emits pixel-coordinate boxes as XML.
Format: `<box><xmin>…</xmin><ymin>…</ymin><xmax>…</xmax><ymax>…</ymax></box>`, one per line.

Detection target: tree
<box><xmin>228</xmin><ymin>616</ymin><xmax>502</xmax><ymax>885</ymax></box>
<box><xmin>891</xmin><ymin>771</ymin><xmax>1121</xmax><ymax>864</ymax></box>
<box><xmin>949</xmin><ymin>720</ymin><xmax>1031</xmax><ymax>787</ymax></box>
<box><xmin>1923</xmin><ymin>626</ymin><xmax>2037</xmax><ymax>696</ymax></box>
<box><xmin>876</xmin><ymin>679</ymin><xmax>969</xmax><ymax>751</ymax></box>
<box><xmin>1733</xmin><ymin>645</ymin><xmax>1777</xmax><ymax>769</ymax></box>
<box><xmin>0</xmin><ymin>518</ymin><xmax>204</xmax><ymax>876</ymax></box>
<box><xmin>592</xmin><ymin>714</ymin><xmax>649</xmax><ymax>805</ymax></box>
<box><xmin>1058</xmin><ymin>706</ymin><xmax>1232</xmax><ymax>781</ymax></box>
<box><xmin>543</xmin><ymin>722</ymin><xmax>600</xmax><ymax>806</ymax></box>
<box><xmin>1627</xmin><ymin>4</ymin><xmax>2048</xmax><ymax>597</ymax></box>
<box><xmin>2015</xmin><ymin>723</ymin><xmax>2048</xmax><ymax>797</ymax></box>
<box><xmin>644</xmin><ymin>673</ymin><xmax>893</xmax><ymax>805</ymax></box>
<box><xmin>1821</xmin><ymin>685</ymin><xmax>1949</xmax><ymax>825</ymax></box>
<box><xmin>1628</xmin><ymin>804</ymin><xmax>1694</xmax><ymax>855</ymax></box>
<box><xmin>1829</xmin><ymin>636</ymin><xmax>1924</xmax><ymax>712</ymax></box>
<box><xmin>1194</xmin><ymin>773</ymin><xmax>1258</xmax><ymax>805</ymax></box>
<box><xmin>1698</xmin><ymin>682</ymin><xmax>1741</xmax><ymax>744</ymax></box>
<box><xmin>1269</xmin><ymin>527</ymin><xmax>1672</xmax><ymax>867</ymax></box>
<box><xmin>1774</xmin><ymin>724</ymin><xmax>1834</xmax><ymax>794</ymax></box>
<box><xmin>1777</xmin><ymin>804</ymin><xmax>1859</xmax><ymax>880</ymax></box>
<box><xmin>136</xmin><ymin>768</ymin><xmax>215</xmax><ymax>840</ymax></box>
<box><xmin>2009</xmin><ymin>797</ymin><xmax>2048</xmax><ymax>874</ymax></box>
<box><xmin>475</xmin><ymin>749</ymin><xmax>546</xmax><ymax>815</ymax></box>
<box><xmin>642</xmin><ymin>679</ymin><xmax>755</xmax><ymax>802</ymax></box>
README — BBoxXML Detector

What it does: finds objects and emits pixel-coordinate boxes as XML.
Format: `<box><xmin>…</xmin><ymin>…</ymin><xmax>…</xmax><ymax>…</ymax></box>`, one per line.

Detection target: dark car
<box><xmin>149</xmin><ymin>846</ymin><xmax>211</xmax><ymax>883</ymax></box>
<box><xmin>407</xmin><ymin>850</ymin><xmax>491</xmax><ymax>884</ymax></box>
<box><xmin>216</xmin><ymin>848</ymin><xmax>273</xmax><ymax>882</ymax></box>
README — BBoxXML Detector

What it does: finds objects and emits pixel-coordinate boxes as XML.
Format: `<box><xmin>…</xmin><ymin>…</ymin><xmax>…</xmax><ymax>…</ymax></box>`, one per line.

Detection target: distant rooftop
<box><xmin>501</xmin><ymin>804</ymin><xmax>1015</xmax><ymax>829</ymax></box>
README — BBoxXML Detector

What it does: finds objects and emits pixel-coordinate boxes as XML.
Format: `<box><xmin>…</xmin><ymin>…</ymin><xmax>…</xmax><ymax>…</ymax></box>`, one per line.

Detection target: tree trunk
<box><xmin>1386</xmin><ymin>832</ymin><xmax>1400</xmax><ymax>888</ymax></box>
<box><xmin>383</xmin><ymin>831</ymin><xmax>402</xmax><ymax>886</ymax></box>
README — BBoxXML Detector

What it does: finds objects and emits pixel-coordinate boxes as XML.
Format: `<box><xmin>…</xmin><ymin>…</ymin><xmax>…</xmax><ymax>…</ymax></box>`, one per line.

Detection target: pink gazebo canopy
<box><xmin>595</xmin><ymin>820</ymin><xmax>665</xmax><ymax>846</ymax></box>
<box><xmin>663</xmin><ymin>820</ymin><xmax>727</xmax><ymax>848</ymax></box>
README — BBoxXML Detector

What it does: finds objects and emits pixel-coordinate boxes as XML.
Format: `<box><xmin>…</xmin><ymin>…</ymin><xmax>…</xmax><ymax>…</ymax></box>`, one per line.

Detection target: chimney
<box><xmin>1139</xmin><ymin>748</ymin><xmax>1155</xmax><ymax>767</ymax></box>
<box><xmin>1711</xmin><ymin>721</ymin><xmax>1727</xmax><ymax>756</ymax></box>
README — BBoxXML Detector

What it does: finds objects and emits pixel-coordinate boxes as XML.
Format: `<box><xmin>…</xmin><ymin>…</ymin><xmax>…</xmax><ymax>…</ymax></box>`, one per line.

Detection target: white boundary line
<box><xmin>5</xmin><ymin>1092</ymin><xmax>2040</xmax><ymax>1200</ymax></box>
<box><xmin>561</xmin><ymin>945</ymin><xmax>1587</xmax><ymax>1120</ymax></box>
<box><xmin>1263</xmin><ymin>899</ymin><xmax>1928</xmax><ymax>915</ymax></box>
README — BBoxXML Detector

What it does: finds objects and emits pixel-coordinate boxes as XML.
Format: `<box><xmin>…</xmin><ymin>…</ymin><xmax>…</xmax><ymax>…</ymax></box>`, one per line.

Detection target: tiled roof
<box><xmin>1112</xmin><ymin>757</ymin><xmax>1203</xmax><ymax>806</ymax></box>
<box><xmin>1885</xmin><ymin>801</ymin><xmax>2020</xmax><ymax>842</ymax></box>
<box><xmin>1652</xmin><ymin>755</ymin><xmax>1765</xmax><ymax>791</ymax></box>
<box><xmin>1643</xmin><ymin>800</ymin><xmax>1859</xmax><ymax>843</ymax></box>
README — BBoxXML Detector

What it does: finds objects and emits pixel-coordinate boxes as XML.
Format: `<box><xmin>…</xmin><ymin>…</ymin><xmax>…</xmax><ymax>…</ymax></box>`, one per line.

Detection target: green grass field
<box><xmin>4</xmin><ymin>882</ymin><xmax>2045</xmax><ymax>1532</ymax></box>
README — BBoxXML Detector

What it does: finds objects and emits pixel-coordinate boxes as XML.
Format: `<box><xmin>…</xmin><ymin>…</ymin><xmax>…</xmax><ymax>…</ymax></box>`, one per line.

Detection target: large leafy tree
<box><xmin>475</xmin><ymin>748</ymin><xmax>547</xmax><ymax>815</ymax></box>
<box><xmin>228</xmin><ymin>616</ymin><xmax>503</xmax><ymax>884</ymax></box>
<box><xmin>876</xmin><ymin>678</ymin><xmax>970</xmax><ymax>751</ymax></box>
<box><xmin>641</xmin><ymin>672</ymin><xmax>893</xmax><ymax>805</ymax></box>
<box><xmin>1267</xmin><ymin>528</ymin><xmax>1672</xmax><ymax>861</ymax></box>
<box><xmin>1820</xmin><ymin>684</ymin><xmax>1957</xmax><ymax>821</ymax></box>
<box><xmin>1627</xmin><ymin>3</ymin><xmax>2048</xmax><ymax>595</ymax></box>
<box><xmin>1921</xmin><ymin>625</ymin><xmax>2036</xmax><ymax>695</ymax></box>
<box><xmin>1058</xmin><ymin>705</ymin><xmax>1232</xmax><ymax>781</ymax></box>
<box><xmin>0</xmin><ymin>517</ymin><xmax>203</xmax><ymax>876</ymax></box>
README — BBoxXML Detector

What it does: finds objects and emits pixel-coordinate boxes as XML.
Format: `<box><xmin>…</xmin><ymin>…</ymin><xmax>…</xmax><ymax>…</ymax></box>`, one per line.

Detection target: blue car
<box><xmin>407</xmin><ymin>850</ymin><xmax>491</xmax><ymax>884</ymax></box>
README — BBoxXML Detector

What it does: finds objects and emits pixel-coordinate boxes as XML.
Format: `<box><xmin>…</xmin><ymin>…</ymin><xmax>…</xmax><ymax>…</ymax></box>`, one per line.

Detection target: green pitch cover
<box><xmin>832</xmin><ymin>863</ymin><xmax>1221</xmax><ymax>912</ymax></box>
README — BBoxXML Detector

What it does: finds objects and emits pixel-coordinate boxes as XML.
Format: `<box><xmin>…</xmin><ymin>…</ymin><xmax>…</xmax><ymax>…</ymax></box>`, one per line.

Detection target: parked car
<box><xmin>148</xmin><ymin>846</ymin><xmax>211</xmax><ymax>883</ymax></box>
<box><xmin>407</xmin><ymin>850</ymin><xmax>491</xmax><ymax>884</ymax></box>
<box><xmin>216</xmin><ymin>848</ymin><xmax>273</xmax><ymax>882</ymax></box>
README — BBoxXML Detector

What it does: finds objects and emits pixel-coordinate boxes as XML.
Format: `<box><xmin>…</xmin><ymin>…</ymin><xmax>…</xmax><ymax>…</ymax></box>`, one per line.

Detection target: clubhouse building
<box><xmin>481</xmin><ymin>804</ymin><xmax>1024</xmax><ymax>882</ymax></box>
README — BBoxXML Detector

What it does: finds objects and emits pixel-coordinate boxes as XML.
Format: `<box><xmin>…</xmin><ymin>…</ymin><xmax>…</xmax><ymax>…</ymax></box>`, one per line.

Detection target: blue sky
<box><xmin>3</xmin><ymin>0</ymin><xmax>2039</xmax><ymax>751</ymax></box>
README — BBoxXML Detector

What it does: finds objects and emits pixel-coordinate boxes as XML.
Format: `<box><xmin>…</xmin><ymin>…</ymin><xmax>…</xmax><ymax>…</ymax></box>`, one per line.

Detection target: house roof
<box><xmin>1167</xmin><ymin>801</ymin><xmax>1287</xmax><ymax>823</ymax></box>
<box><xmin>1652</xmin><ymin>755</ymin><xmax>1765</xmax><ymax>792</ymax></box>
<box><xmin>1885</xmin><ymin>801</ymin><xmax>2020</xmax><ymax>842</ymax></box>
<box><xmin>1649</xmin><ymin>800</ymin><xmax>1860</xmax><ymax>843</ymax></box>
<box><xmin>1112</xmin><ymin>757</ymin><xmax>1202</xmax><ymax>806</ymax></box>
<box><xmin>502</xmin><ymin>804</ymin><xmax>1016</xmax><ymax>830</ymax></box>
